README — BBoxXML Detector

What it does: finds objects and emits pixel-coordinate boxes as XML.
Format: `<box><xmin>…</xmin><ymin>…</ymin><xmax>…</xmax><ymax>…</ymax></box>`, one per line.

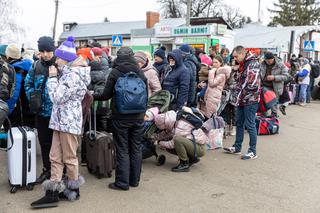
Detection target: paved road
<box><xmin>0</xmin><ymin>102</ymin><xmax>319</xmax><ymax>213</ymax></box>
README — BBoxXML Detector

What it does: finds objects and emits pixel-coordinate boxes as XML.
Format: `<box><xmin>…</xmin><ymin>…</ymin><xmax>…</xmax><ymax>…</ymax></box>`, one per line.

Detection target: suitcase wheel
<box><xmin>87</xmin><ymin>167</ymin><xmax>93</xmax><ymax>174</ymax></box>
<box><xmin>107</xmin><ymin>172</ymin><xmax>112</xmax><ymax>178</ymax></box>
<box><xmin>26</xmin><ymin>184</ymin><xmax>34</xmax><ymax>191</ymax></box>
<box><xmin>157</xmin><ymin>155</ymin><xmax>166</xmax><ymax>166</ymax></box>
<box><xmin>10</xmin><ymin>186</ymin><xmax>17</xmax><ymax>194</ymax></box>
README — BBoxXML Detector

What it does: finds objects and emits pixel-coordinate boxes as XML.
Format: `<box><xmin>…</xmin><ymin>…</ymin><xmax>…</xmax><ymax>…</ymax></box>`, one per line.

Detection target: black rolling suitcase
<box><xmin>85</xmin><ymin>106</ymin><xmax>114</xmax><ymax>178</ymax></box>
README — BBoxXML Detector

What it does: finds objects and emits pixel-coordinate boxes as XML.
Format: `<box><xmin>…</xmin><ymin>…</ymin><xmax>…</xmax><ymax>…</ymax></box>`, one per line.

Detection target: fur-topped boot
<box><xmin>31</xmin><ymin>180</ymin><xmax>65</xmax><ymax>209</ymax></box>
<box><xmin>59</xmin><ymin>176</ymin><xmax>85</xmax><ymax>201</ymax></box>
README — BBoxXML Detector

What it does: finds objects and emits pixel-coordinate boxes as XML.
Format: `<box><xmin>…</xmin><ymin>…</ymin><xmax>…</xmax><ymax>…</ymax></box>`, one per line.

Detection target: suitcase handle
<box><xmin>89</xmin><ymin>103</ymin><xmax>97</xmax><ymax>140</ymax></box>
<box><xmin>0</xmin><ymin>117</ymin><xmax>14</xmax><ymax>152</ymax></box>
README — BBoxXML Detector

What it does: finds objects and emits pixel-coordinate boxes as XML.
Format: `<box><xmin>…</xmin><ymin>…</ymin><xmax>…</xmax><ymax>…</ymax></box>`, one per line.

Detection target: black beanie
<box><xmin>38</xmin><ymin>36</ymin><xmax>55</xmax><ymax>52</ymax></box>
<box><xmin>264</xmin><ymin>52</ymin><xmax>274</xmax><ymax>60</ymax></box>
<box><xmin>154</xmin><ymin>46</ymin><xmax>166</xmax><ymax>60</ymax></box>
<box><xmin>117</xmin><ymin>47</ymin><xmax>134</xmax><ymax>57</ymax></box>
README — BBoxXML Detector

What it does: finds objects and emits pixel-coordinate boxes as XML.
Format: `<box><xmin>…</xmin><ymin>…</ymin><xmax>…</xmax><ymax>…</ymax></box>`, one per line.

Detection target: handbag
<box><xmin>29</xmin><ymin>74</ymin><xmax>47</xmax><ymax>115</ymax></box>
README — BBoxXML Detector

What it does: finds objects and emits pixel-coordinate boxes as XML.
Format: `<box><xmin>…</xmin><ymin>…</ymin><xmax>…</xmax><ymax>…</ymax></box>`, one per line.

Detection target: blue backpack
<box><xmin>115</xmin><ymin>72</ymin><xmax>147</xmax><ymax>114</ymax></box>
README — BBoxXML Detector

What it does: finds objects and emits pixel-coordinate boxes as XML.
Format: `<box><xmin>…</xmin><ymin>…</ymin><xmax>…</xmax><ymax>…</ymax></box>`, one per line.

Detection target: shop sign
<box><xmin>183</xmin><ymin>37</ymin><xmax>209</xmax><ymax>44</ymax></box>
<box><xmin>217</xmin><ymin>24</ymin><xmax>227</xmax><ymax>35</ymax></box>
<box><xmin>155</xmin><ymin>25</ymin><xmax>172</xmax><ymax>37</ymax></box>
<box><xmin>173</xmin><ymin>25</ymin><xmax>211</xmax><ymax>36</ymax></box>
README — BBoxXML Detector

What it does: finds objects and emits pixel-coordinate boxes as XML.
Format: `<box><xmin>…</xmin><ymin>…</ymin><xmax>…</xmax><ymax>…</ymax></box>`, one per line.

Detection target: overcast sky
<box><xmin>13</xmin><ymin>0</ymin><xmax>272</xmax><ymax>48</ymax></box>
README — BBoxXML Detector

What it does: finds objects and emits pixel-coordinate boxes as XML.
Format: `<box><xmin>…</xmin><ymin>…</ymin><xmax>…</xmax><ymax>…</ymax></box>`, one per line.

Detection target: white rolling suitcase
<box><xmin>7</xmin><ymin>127</ymin><xmax>37</xmax><ymax>193</ymax></box>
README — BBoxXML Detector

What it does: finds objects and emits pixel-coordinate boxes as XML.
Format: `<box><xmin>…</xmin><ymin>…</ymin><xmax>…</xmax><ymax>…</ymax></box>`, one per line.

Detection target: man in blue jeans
<box><xmin>224</xmin><ymin>46</ymin><xmax>261</xmax><ymax>160</ymax></box>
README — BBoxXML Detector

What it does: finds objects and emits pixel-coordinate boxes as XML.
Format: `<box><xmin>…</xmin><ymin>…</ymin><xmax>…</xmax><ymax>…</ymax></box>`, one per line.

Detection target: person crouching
<box><xmin>31</xmin><ymin>36</ymin><xmax>91</xmax><ymax>209</ymax></box>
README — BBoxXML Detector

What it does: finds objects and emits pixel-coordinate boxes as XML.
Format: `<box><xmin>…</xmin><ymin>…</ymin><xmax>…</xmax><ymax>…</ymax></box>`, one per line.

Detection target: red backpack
<box><xmin>258</xmin><ymin>87</ymin><xmax>277</xmax><ymax>112</ymax></box>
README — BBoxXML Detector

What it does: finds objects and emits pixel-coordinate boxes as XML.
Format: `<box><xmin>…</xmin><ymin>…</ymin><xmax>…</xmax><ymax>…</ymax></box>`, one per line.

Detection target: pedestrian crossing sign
<box><xmin>112</xmin><ymin>35</ymin><xmax>123</xmax><ymax>47</ymax></box>
<box><xmin>304</xmin><ymin>40</ymin><xmax>315</xmax><ymax>52</ymax></box>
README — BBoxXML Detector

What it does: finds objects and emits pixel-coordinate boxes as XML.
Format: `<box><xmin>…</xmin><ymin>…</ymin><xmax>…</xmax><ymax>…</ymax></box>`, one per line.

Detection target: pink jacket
<box><xmin>200</xmin><ymin>66</ymin><xmax>231</xmax><ymax>118</ymax></box>
<box><xmin>155</xmin><ymin>111</ymin><xmax>208</xmax><ymax>145</ymax></box>
<box><xmin>142</xmin><ymin>63</ymin><xmax>161</xmax><ymax>97</ymax></box>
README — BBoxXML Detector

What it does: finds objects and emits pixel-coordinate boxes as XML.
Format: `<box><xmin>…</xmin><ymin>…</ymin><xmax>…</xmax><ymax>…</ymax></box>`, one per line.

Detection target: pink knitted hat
<box><xmin>200</xmin><ymin>55</ymin><xmax>213</xmax><ymax>67</ymax></box>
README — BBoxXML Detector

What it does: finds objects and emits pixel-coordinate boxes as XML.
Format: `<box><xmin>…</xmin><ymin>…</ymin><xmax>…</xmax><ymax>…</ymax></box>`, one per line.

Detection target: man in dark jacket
<box><xmin>153</xmin><ymin>46</ymin><xmax>170</xmax><ymax>76</ymax></box>
<box><xmin>161</xmin><ymin>49</ymin><xmax>190</xmax><ymax>110</ymax></box>
<box><xmin>179</xmin><ymin>44</ymin><xmax>198</xmax><ymax>107</ymax></box>
<box><xmin>94</xmin><ymin>47</ymin><xmax>147</xmax><ymax>191</ymax></box>
<box><xmin>260</xmin><ymin>52</ymin><xmax>289</xmax><ymax>116</ymax></box>
<box><xmin>25</xmin><ymin>36</ymin><xmax>56</xmax><ymax>183</ymax></box>
<box><xmin>224</xmin><ymin>46</ymin><xmax>261</xmax><ymax>160</ymax></box>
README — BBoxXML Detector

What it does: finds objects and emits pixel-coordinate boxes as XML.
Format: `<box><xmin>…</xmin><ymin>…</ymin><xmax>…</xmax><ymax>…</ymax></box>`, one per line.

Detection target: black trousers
<box><xmin>112</xmin><ymin>119</ymin><xmax>144</xmax><ymax>189</ymax></box>
<box><xmin>36</xmin><ymin>116</ymin><xmax>53</xmax><ymax>171</ymax></box>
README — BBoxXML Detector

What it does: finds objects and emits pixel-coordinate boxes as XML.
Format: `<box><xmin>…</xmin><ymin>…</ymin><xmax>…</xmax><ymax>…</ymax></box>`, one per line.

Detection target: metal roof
<box><xmin>59</xmin><ymin>21</ymin><xmax>146</xmax><ymax>40</ymax></box>
<box><xmin>234</xmin><ymin>23</ymin><xmax>320</xmax><ymax>49</ymax></box>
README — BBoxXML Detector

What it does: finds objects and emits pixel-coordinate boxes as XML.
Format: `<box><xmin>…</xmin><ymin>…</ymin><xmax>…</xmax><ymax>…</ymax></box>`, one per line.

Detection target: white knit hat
<box><xmin>5</xmin><ymin>44</ymin><xmax>21</xmax><ymax>59</ymax></box>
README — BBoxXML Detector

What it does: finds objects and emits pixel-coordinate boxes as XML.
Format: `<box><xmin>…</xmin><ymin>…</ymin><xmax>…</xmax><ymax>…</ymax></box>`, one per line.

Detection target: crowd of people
<box><xmin>0</xmin><ymin>35</ymin><xmax>319</xmax><ymax>209</ymax></box>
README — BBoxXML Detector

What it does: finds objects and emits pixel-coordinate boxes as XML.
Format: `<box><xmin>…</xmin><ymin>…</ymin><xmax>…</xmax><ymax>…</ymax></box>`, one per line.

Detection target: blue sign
<box><xmin>304</xmin><ymin>40</ymin><xmax>315</xmax><ymax>52</ymax></box>
<box><xmin>112</xmin><ymin>35</ymin><xmax>123</xmax><ymax>47</ymax></box>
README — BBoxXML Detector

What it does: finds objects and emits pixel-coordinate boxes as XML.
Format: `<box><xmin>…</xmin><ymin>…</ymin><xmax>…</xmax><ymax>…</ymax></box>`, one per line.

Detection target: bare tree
<box><xmin>216</xmin><ymin>4</ymin><xmax>251</xmax><ymax>28</ymax></box>
<box><xmin>157</xmin><ymin>0</ymin><xmax>184</xmax><ymax>18</ymax></box>
<box><xmin>180</xmin><ymin>0</ymin><xmax>221</xmax><ymax>17</ymax></box>
<box><xmin>0</xmin><ymin>0</ymin><xmax>24</xmax><ymax>43</ymax></box>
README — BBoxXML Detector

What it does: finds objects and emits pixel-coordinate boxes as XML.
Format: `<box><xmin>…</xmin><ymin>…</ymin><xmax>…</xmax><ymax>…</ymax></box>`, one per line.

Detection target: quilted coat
<box><xmin>47</xmin><ymin>60</ymin><xmax>91</xmax><ymax>135</ymax></box>
<box><xmin>199</xmin><ymin>66</ymin><xmax>231</xmax><ymax>118</ymax></box>
<box><xmin>155</xmin><ymin>110</ymin><xmax>208</xmax><ymax>145</ymax></box>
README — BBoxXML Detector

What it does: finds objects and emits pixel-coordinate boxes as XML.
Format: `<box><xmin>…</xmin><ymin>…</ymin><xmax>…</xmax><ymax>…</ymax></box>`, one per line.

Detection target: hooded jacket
<box><xmin>161</xmin><ymin>49</ymin><xmax>190</xmax><ymax>110</ymax></box>
<box><xmin>183</xmin><ymin>54</ymin><xmax>198</xmax><ymax>106</ymax></box>
<box><xmin>7</xmin><ymin>59</ymin><xmax>32</xmax><ymax>114</ymax></box>
<box><xmin>25</xmin><ymin>57</ymin><xmax>55</xmax><ymax>117</ymax></box>
<box><xmin>235</xmin><ymin>54</ymin><xmax>261</xmax><ymax>106</ymax></box>
<box><xmin>93</xmin><ymin>55</ymin><xmax>148</xmax><ymax>120</ymax></box>
<box><xmin>260</xmin><ymin>57</ymin><xmax>289</xmax><ymax>97</ymax></box>
<box><xmin>141</xmin><ymin>61</ymin><xmax>161</xmax><ymax>97</ymax></box>
<box><xmin>47</xmin><ymin>59</ymin><xmax>91</xmax><ymax>135</ymax></box>
<box><xmin>200</xmin><ymin>66</ymin><xmax>231</xmax><ymax>118</ymax></box>
<box><xmin>0</xmin><ymin>59</ymin><xmax>15</xmax><ymax>101</ymax></box>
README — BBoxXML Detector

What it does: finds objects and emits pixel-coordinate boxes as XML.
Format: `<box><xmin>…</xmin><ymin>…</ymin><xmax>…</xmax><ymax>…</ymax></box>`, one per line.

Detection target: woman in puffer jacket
<box><xmin>154</xmin><ymin>107</ymin><xmax>207</xmax><ymax>172</ymax></box>
<box><xmin>199</xmin><ymin>56</ymin><xmax>231</xmax><ymax>119</ymax></box>
<box><xmin>134</xmin><ymin>51</ymin><xmax>161</xmax><ymax>97</ymax></box>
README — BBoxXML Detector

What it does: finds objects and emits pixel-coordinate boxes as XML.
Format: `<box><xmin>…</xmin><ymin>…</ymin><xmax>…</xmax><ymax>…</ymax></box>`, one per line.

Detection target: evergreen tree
<box><xmin>269</xmin><ymin>0</ymin><xmax>320</xmax><ymax>26</ymax></box>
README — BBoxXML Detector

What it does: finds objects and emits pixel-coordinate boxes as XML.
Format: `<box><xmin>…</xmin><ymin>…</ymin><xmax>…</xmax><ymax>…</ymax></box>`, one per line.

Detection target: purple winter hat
<box><xmin>55</xmin><ymin>36</ymin><xmax>77</xmax><ymax>62</ymax></box>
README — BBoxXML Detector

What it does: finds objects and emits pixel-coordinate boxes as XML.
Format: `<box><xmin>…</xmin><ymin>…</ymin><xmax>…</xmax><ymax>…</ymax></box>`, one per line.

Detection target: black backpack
<box><xmin>310</xmin><ymin>64</ymin><xmax>320</xmax><ymax>79</ymax></box>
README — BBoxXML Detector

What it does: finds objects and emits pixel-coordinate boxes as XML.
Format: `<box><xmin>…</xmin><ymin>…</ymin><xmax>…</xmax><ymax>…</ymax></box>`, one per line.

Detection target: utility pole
<box><xmin>258</xmin><ymin>0</ymin><xmax>261</xmax><ymax>22</ymax></box>
<box><xmin>186</xmin><ymin>0</ymin><xmax>191</xmax><ymax>26</ymax></box>
<box><xmin>53</xmin><ymin>0</ymin><xmax>59</xmax><ymax>41</ymax></box>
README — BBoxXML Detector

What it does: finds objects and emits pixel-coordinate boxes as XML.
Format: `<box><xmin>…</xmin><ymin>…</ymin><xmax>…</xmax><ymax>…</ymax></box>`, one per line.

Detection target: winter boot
<box><xmin>59</xmin><ymin>176</ymin><xmax>85</xmax><ymax>201</ymax></box>
<box><xmin>31</xmin><ymin>180</ymin><xmax>65</xmax><ymax>209</ymax></box>
<box><xmin>171</xmin><ymin>160</ymin><xmax>190</xmax><ymax>172</ymax></box>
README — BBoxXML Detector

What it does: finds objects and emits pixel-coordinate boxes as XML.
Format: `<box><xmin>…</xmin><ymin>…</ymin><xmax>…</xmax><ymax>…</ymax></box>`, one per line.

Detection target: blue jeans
<box><xmin>234</xmin><ymin>103</ymin><xmax>259</xmax><ymax>155</ymax></box>
<box><xmin>299</xmin><ymin>84</ymin><xmax>308</xmax><ymax>103</ymax></box>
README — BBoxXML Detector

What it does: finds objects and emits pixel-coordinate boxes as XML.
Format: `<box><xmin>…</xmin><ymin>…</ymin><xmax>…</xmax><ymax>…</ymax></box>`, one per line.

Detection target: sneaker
<box><xmin>241</xmin><ymin>152</ymin><xmax>258</xmax><ymax>160</ymax></box>
<box><xmin>223</xmin><ymin>147</ymin><xmax>241</xmax><ymax>155</ymax></box>
<box><xmin>298</xmin><ymin>102</ymin><xmax>306</xmax><ymax>106</ymax></box>
<box><xmin>279</xmin><ymin>106</ymin><xmax>286</xmax><ymax>115</ymax></box>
